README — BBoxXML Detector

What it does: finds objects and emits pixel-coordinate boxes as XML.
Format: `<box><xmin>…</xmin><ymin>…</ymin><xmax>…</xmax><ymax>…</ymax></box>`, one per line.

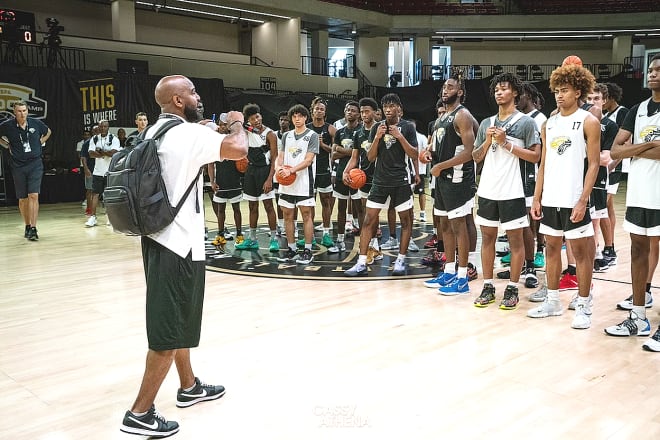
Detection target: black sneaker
<box><xmin>120</xmin><ymin>405</ymin><xmax>179</xmax><ymax>438</ymax></box>
<box><xmin>593</xmin><ymin>258</ymin><xmax>609</xmax><ymax>273</ymax></box>
<box><xmin>500</xmin><ymin>285</ymin><xmax>520</xmax><ymax>310</ymax></box>
<box><xmin>24</xmin><ymin>225</ymin><xmax>31</xmax><ymax>238</ymax></box>
<box><xmin>602</xmin><ymin>247</ymin><xmax>617</xmax><ymax>266</ymax></box>
<box><xmin>474</xmin><ymin>284</ymin><xmax>496</xmax><ymax>308</ymax></box>
<box><xmin>496</xmin><ymin>269</ymin><xmax>511</xmax><ymax>279</ymax></box>
<box><xmin>524</xmin><ymin>267</ymin><xmax>538</xmax><ymax>288</ymax></box>
<box><xmin>277</xmin><ymin>248</ymin><xmax>299</xmax><ymax>263</ymax></box>
<box><xmin>28</xmin><ymin>227</ymin><xmax>39</xmax><ymax>241</ymax></box>
<box><xmin>176</xmin><ymin>377</ymin><xmax>226</xmax><ymax>408</ymax></box>
<box><xmin>298</xmin><ymin>248</ymin><xmax>314</xmax><ymax>264</ymax></box>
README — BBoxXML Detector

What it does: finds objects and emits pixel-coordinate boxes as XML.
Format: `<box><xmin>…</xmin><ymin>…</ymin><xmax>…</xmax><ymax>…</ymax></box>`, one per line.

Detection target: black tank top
<box><xmin>431</xmin><ymin>105</ymin><xmax>475</xmax><ymax>182</ymax></box>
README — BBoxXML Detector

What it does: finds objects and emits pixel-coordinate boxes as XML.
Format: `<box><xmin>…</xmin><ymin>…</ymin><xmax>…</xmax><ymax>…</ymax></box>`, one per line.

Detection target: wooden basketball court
<box><xmin>1</xmin><ymin>186</ymin><xmax>659</xmax><ymax>439</ymax></box>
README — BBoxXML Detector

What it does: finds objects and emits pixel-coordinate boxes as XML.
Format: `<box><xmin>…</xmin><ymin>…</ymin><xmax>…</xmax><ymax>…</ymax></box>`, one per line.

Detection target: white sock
<box><xmin>323</xmin><ymin>228</ymin><xmax>330</xmax><ymax>236</ymax></box>
<box><xmin>445</xmin><ymin>264</ymin><xmax>456</xmax><ymax>275</ymax></box>
<box><xmin>337</xmin><ymin>234</ymin><xmax>344</xmax><ymax>242</ymax></box>
<box><xmin>547</xmin><ymin>289</ymin><xmax>560</xmax><ymax>301</ymax></box>
<box><xmin>370</xmin><ymin>237</ymin><xmax>379</xmax><ymax>248</ymax></box>
<box><xmin>483</xmin><ymin>279</ymin><xmax>493</xmax><ymax>286</ymax></box>
<box><xmin>633</xmin><ymin>305</ymin><xmax>646</xmax><ymax>320</ymax></box>
<box><xmin>457</xmin><ymin>266</ymin><xmax>467</xmax><ymax>279</ymax></box>
<box><xmin>347</xmin><ymin>214</ymin><xmax>353</xmax><ymax>222</ymax></box>
<box><xmin>396</xmin><ymin>254</ymin><xmax>406</xmax><ymax>263</ymax></box>
<box><xmin>468</xmin><ymin>252</ymin><xmax>478</xmax><ymax>267</ymax></box>
<box><xmin>357</xmin><ymin>255</ymin><xmax>367</xmax><ymax>265</ymax></box>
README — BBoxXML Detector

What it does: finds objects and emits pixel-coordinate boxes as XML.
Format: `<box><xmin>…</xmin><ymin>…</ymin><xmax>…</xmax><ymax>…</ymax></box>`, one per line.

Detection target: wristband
<box><xmin>507</xmin><ymin>142</ymin><xmax>514</xmax><ymax>153</ymax></box>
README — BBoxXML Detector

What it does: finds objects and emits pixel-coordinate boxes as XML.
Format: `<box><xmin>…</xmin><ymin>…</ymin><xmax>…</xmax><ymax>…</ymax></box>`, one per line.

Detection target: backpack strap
<box><xmin>146</xmin><ymin>119</ymin><xmax>203</xmax><ymax>215</ymax></box>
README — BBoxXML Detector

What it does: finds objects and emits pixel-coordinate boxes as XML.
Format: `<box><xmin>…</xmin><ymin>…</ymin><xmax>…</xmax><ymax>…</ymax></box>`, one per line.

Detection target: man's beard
<box><xmin>443</xmin><ymin>93</ymin><xmax>459</xmax><ymax>106</ymax></box>
<box><xmin>184</xmin><ymin>102</ymin><xmax>203</xmax><ymax>122</ymax></box>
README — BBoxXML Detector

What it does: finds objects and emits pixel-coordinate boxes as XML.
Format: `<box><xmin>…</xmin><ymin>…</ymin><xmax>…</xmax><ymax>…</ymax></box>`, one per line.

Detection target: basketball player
<box><xmin>308</xmin><ymin>97</ymin><xmax>337</xmax><ymax>248</ymax></box>
<box><xmin>274</xmin><ymin>111</ymin><xmax>291</xmax><ymax>235</ymax></box>
<box><xmin>604</xmin><ymin>54</ymin><xmax>660</xmax><ymax>348</ymax></box>
<box><xmin>275</xmin><ymin>104</ymin><xmax>319</xmax><ymax>265</ymax></box>
<box><xmin>422</xmin><ymin>74</ymin><xmax>478</xmax><ymax>294</ymax></box>
<box><xmin>527</xmin><ymin>64</ymin><xmax>601</xmax><ymax>329</ymax></box>
<box><xmin>329</xmin><ymin>101</ymin><xmax>361</xmax><ymax>253</ymax></box>
<box><xmin>472</xmin><ymin>73</ymin><xmax>541</xmax><ymax>309</ymax></box>
<box><xmin>237</xmin><ymin>104</ymin><xmax>279</xmax><ymax>253</ymax></box>
<box><xmin>344</xmin><ymin>93</ymin><xmax>418</xmax><ymax>277</ymax></box>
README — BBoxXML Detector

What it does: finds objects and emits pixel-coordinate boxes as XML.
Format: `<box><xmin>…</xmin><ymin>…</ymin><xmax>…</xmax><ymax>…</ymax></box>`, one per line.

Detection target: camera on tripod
<box><xmin>42</xmin><ymin>17</ymin><xmax>64</xmax><ymax>48</ymax></box>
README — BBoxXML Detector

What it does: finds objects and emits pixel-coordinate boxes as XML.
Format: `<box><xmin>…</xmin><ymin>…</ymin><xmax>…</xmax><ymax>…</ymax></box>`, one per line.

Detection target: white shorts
<box><xmin>278</xmin><ymin>196</ymin><xmax>316</xmax><ymax>209</ymax></box>
<box><xmin>434</xmin><ymin>198</ymin><xmax>474</xmax><ymax>220</ymax></box>
<box><xmin>212</xmin><ymin>193</ymin><xmax>242</xmax><ymax>204</ymax></box>
<box><xmin>242</xmin><ymin>190</ymin><xmax>275</xmax><ymax>202</ymax></box>
<box><xmin>607</xmin><ymin>182</ymin><xmax>620</xmax><ymax>195</ymax></box>
<box><xmin>590</xmin><ymin>206</ymin><xmax>608</xmax><ymax>220</ymax></box>
<box><xmin>316</xmin><ymin>185</ymin><xmax>334</xmax><ymax>194</ymax></box>
<box><xmin>356</xmin><ymin>189</ymin><xmax>369</xmax><ymax>199</ymax></box>
<box><xmin>366</xmin><ymin>196</ymin><xmax>413</xmax><ymax>212</ymax></box>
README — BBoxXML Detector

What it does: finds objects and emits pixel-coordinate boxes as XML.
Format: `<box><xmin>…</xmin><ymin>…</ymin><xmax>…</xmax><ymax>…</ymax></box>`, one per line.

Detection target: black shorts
<box><xmin>141</xmin><ymin>237</ymin><xmax>205</xmax><ymax>351</ymax></box>
<box><xmin>11</xmin><ymin>159</ymin><xmax>43</xmax><ymax>198</ymax></box>
<box><xmin>624</xmin><ymin>207</ymin><xmax>660</xmax><ymax>234</ymax></box>
<box><xmin>540</xmin><ymin>206</ymin><xmax>593</xmax><ymax>239</ymax></box>
<box><xmin>609</xmin><ymin>171</ymin><xmax>622</xmax><ymax>185</ymax></box>
<box><xmin>315</xmin><ymin>173</ymin><xmax>332</xmax><ymax>190</ymax></box>
<box><xmin>92</xmin><ymin>175</ymin><xmax>107</xmax><ymax>195</ymax></box>
<box><xmin>413</xmin><ymin>176</ymin><xmax>426</xmax><ymax>195</ymax></box>
<box><xmin>367</xmin><ymin>184</ymin><xmax>413</xmax><ymax>211</ymax></box>
<box><xmin>590</xmin><ymin>188</ymin><xmax>607</xmax><ymax>212</ymax></box>
<box><xmin>477</xmin><ymin>196</ymin><xmax>527</xmax><ymax>222</ymax></box>
<box><xmin>243</xmin><ymin>165</ymin><xmax>271</xmax><ymax>198</ymax></box>
<box><xmin>333</xmin><ymin>177</ymin><xmax>357</xmax><ymax>198</ymax></box>
<box><xmin>434</xmin><ymin>179</ymin><xmax>475</xmax><ymax>213</ymax></box>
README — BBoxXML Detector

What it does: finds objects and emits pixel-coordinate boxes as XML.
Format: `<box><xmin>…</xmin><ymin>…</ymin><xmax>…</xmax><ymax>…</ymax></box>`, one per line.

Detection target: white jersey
<box><xmin>89</xmin><ymin>133</ymin><xmax>121</xmax><ymax>176</ymax></box>
<box><xmin>247</xmin><ymin>126</ymin><xmax>274</xmax><ymax>166</ymax></box>
<box><xmin>476</xmin><ymin>112</ymin><xmax>538</xmax><ymax>200</ymax></box>
<box><xmin>627</xmin><ymin>99</ymin><xmax>660</xmax><ymax>209</ymax></box>
<box><xmin>279</xmin><ymin>128</ymin><xmax>318</xmax><ymax>197</ymax></box>
<box><xmin>541</xmin><ymin>108</ymin><xmax>590</xmax><ymax>208</ymax></box>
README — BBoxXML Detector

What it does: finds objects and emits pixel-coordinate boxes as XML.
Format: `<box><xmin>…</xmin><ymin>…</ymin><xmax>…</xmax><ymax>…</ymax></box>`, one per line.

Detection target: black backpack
<box><xmin>103</xmin><ymin>119</ymin><xmax>202</xmax><ymax>236</ymax></box>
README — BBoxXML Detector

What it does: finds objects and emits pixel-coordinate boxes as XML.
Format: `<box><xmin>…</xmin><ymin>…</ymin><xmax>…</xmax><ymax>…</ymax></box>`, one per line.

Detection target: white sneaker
<box><xmin>85</xmin><ymin>215</ymin><xmax>97</xmax><ymax>227</ymax></box>
<box><xmin>568</xmin><ymin>293</ymin><xmax>593</xmax><ymax>310</ymax></box>
<box><xmin>604</xmin><ymin>310</ymin><xmax>651</xmax><ymax>336</ymax></box>
<box><xmin>571</xmin><ymin>303</ymin><xmax>592</xmax><ymax>329</ymax></box>
<box><xmin>327</xmin><ymin>241</ymin><xmax>346</xmax><ymax>254</ymax></box>
<box><xmin>527</xmin><ymin>285</ymin><xmax>547</xmax><ymax>302</ymax></box>
<box><xmin>616</xmin><ymin>292</ymin><xmax>653</xmax><ymax>310</ymax></box>
<box><xmin>408</xmin><ymin>240</ymin><xmax>419</xmax><ymax>252</ymax></box>
<box><xmin>392</xmin><ymin>259</ymin><xmax>406</xmax><ymax>276</ymax></box>
<box><xmin>381</xmin><ymin>237</ymin><xmax>399</xmax><ymax>250</ymax></box>
<box><xmin>527</xmin><ymin>298</ymin><xmax>563</xmax><ymax>318</ymax></box>
<box><xmin>345</xmin><ymin>221</ymin><xmax>353</xmax><ymax>232</ymax></box>
<box><xmin>315</xmin><ymin>222</ymin><xmax>332</xmax><ymax>231</ymax></box>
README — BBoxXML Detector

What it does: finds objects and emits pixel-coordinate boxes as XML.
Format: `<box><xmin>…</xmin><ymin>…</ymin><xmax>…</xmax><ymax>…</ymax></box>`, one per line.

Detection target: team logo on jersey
<box><xmin>640</xmin><ymin>125</ymin><xmax>660</xmax><ymax>142</ymax></box>
<box><xmin>434</xmin><ymin>127</ymin><xmax>446</xmax><ymax>149</ymax></box>
<box><xmin>550</xmin><ymin>136</ymin><xmax>571</xmax><ymax>155</ymax></box>
<box><xmin>341</xmin><ymin>138</ymin><xmax>354</xmax><ymax>149</ymax></box>
<box><xmin>361</xmin><ymin>139</ymin><xmax>370</xmax><ymax>151</ymax></box>
<box><xmin>383</xmin><ymin>134</ymin><xmax>396</xmax><ymax>149</ymax></box>
<box><xmin>288</xmin><ymin>145</ymin><xmax>303</xmax><ymax>158</ymax></box>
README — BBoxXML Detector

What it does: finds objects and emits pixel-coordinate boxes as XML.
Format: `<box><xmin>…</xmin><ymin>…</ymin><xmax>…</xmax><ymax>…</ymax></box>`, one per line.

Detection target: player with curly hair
<box><xmin>527</xmin><ymin>64</ymin><xmax>601</xmax><ymax>329</ymax></box>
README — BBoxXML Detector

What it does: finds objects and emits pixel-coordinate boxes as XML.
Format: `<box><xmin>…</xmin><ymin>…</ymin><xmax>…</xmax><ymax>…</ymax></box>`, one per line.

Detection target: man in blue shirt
<box><xmin>0</xmin><ymin>101</ymin><xmax>51</xmax><ymax>240</ymax></box>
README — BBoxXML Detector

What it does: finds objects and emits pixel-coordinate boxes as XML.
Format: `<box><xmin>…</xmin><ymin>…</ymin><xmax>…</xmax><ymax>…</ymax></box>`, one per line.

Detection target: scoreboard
<box><xmin>0</xmin><ymin>9</ymin><xmax>36</xmax><ymax>44</ymax></box>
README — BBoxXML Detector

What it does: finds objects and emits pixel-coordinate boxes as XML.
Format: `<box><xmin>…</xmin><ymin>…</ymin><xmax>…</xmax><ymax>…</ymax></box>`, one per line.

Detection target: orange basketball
<box><xmin>348</xmin><ymin>168</ymin><xmax>367</xmax><ymax>190</ymax></box>
<box><xmin>418</xmin><ymin>149</ymin><xmax>432</xmax><ymax>164</ymax></box>
<box><xmin>235</xmin><ymin>157</ymin><xmax>248</xmax><ymax>173</ymax></box>
<box><xmin>562</xmin><ymin>55</ymin><xmax>583</xmax><ymax>67</ymax></box>
<box><xmin>276</xmin><ymin>165</ymin><xmax>296</xmax><ymax>186</ymax></box>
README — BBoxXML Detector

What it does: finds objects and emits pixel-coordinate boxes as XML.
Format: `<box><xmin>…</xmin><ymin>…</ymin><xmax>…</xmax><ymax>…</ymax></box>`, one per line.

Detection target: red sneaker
<box><xmin>421</xmin><ymin>250</ymin><xmax>446</xmax><ymax>268</ymax></box>
<box><xmin>85</xmin><ymin>207</ymin><xmax>92</xmax><ymax>216</ymax></box>
<box><xmin>558</xmin><ymin>272</ymin><xmax>579</xmax><ymax>291</ymax></box>
<box><xmin>424</xmin><ymin>233</ymin><xmax>438</xmax><ymax>249</ymax></box>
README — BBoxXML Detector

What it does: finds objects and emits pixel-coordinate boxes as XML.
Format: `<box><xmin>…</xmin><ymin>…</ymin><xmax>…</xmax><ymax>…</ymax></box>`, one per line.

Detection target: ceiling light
<box><xmin>351</xmin><ymin>24</ymin><xmax>357</xmax><ymax>34</ymax></box>
<box><xmin>136</xmin><ymin>2</ymin><xmax>265</xmax><ymax>24</ymax></box>
<box><xmin>175</xmin><ymin>0</ymin><xmax>291</xmax><ymax>20</ymax></box>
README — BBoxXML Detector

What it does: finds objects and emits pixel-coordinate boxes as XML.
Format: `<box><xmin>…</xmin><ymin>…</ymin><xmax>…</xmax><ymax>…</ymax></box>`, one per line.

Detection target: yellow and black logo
<box><xmin>0</xmin><ymin>83</ymin><xmax>47</xmax><ymax>121</ymax></box>
<box><xmin>640</xmin><ymin>125</ymin><xmax>660</xmax><ymax>143</ymax></box>
<box><xmin>550</xmin><ymin>136</ymin><xmax>571</xmax><ymax>155</ymax></box>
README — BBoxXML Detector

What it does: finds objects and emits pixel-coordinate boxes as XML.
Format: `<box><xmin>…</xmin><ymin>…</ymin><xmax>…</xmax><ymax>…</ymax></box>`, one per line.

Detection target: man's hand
<box><xmin>570</xmin><ymin>199</ymin><xmax>587</xmax><ymax>223</ymax></box>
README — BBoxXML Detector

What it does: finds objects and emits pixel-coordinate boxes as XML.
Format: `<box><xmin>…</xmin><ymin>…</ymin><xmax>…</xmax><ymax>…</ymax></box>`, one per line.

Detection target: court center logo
<box><xmin>0</xmin><ymin>83</ymin><xmax>47</xmax><ymax>122</ymax></box>
<box><xmin>205</xmin><ymin>223</ymin><xmax>440</xmax><ymax>280</ymax></box>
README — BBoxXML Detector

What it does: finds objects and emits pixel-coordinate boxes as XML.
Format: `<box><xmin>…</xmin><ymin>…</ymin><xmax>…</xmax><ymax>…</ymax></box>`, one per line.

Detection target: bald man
<box><xmin>120</xmin><ymin>75</ymin><xmax>247</xmax><ymax>438</ymax></box>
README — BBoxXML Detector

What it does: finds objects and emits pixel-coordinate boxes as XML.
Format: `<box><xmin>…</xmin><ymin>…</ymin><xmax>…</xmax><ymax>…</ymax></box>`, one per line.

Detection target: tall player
<box><xmin>604</xmin><ymin>54</ymin><xmax>660</xmax><ymax>347</ymax></box>
<box><xmin>472</xmin><ymin>73</ymin><xmax>541</xmax><ymax>309</ymax></box>
<box><xmin>422</xmin><ymin>74</ymin><xmax>479</xmax><ymax>294</ymax></box>
<box><xmin>527</xmin><ymin>64</ymin><xmax>600</xmax><ymax>329</ymax></box>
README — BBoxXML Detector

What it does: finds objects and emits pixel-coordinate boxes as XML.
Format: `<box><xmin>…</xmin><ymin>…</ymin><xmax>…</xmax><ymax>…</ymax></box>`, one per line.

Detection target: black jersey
<box><xmin>214</xmin><ymin>160</ymin><xmax>243</xmax><ymax>193</ymax></box>
<box><xmin>431</xmin><ymin>105</ymin><xmax>475</xmax><ymax>183</ymax></box>
<box><xmin>333</xmin><ymin>125</ymin><xmax>358</xmax><ymax>177</ymax></box>
<box><xmin>368</xmin><ymin>119</ymin><xmax>418</xmax><ymax>187</ymax></box>
<box><xmin>353</xmin><ymin>123</ymin><xmax>375</xmax><ymax>177</ymax></box>
<box><xmin>308</xmin><ymin>122</ymin><xmax>332</xmax><ymax>176</ymax></box>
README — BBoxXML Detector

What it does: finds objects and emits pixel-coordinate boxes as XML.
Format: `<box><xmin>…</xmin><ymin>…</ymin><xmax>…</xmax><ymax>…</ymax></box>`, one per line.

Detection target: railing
<box><xmin>301</xmin><ymin>54</ymin><xmax>356</xmax><ymax>78</ymax></box>
<box><xmin>422</xmin><ymin>63</ymin><xmax>635</xmax><ymax>82</ymax></box>
<box><xmin>250</xmin><ymin>56</ymin><xmax>271</xmax><ymax>67</ymax></box>
<box><xmin>0</xmin><ymin>41</ymin><xmax>85</xmax><ymax>70</ymax></box>
<box><xmin>356</xmin><ymin>68</ymin><xmax>377</xmax><ymax>99</ymax></box>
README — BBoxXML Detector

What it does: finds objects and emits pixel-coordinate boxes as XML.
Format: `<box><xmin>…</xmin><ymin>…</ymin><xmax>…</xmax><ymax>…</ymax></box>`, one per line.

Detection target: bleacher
<box><xmin>515</xmin><ymin>0</ymin><xmax>659</xmax><ymax>14</ymax></box>
<box><xmin>320</xmin><ymin>0</ymin><xmax>501</xmax><ymax>15</ymax></box>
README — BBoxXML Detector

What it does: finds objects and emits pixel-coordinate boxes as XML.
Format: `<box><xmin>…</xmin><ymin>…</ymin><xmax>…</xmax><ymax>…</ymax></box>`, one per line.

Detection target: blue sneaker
<box><xmin>438</xmin><ymin>277</ymin><xmax>470</xmax><ymax>296</ymax></box>
<box><xmin>235</xmin><ymin>238</ymin><xmax>259</xmax><ymax>250</ymax></box>
<box><xmin>423</xmin><ymin>272</ymin><xmax>457</xmax><ymax>288</ymax></box>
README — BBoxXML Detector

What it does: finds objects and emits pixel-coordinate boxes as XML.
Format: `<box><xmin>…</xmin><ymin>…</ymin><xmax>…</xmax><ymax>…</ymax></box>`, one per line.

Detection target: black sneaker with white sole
<box><xmin>524</xmin><ymin>267</ymin><xmax>538</xmax><ymax>288</ymax></box>
<box><xmin>176</xmin><ymin>377</ymin><xmax>226</xmax><ymax>408</ymax></box>
<box><xmin>120</xmin><ymin>405</ymin><xmax>179</xmax><ymax>438</ymax></box>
